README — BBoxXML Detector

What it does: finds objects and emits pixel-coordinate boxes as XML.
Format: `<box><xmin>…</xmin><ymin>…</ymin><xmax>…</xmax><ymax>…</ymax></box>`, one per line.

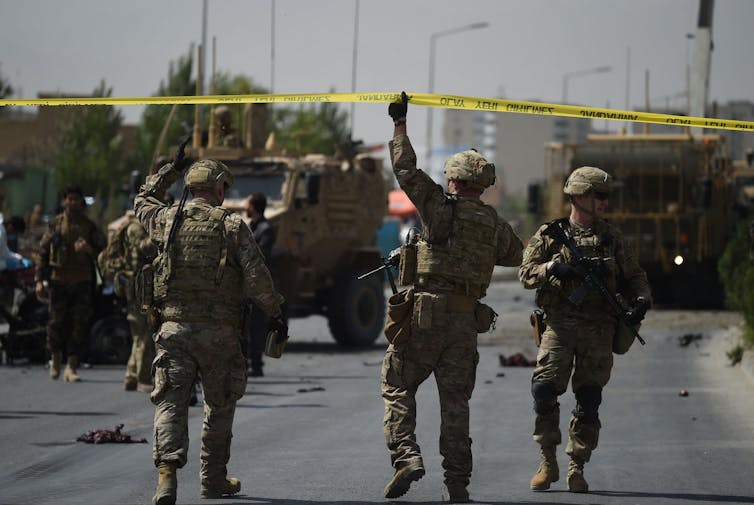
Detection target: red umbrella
<box><xmin>388</xmin><ymin>190</ymin><xmax>417</xmax><ymax>218</ymax></box>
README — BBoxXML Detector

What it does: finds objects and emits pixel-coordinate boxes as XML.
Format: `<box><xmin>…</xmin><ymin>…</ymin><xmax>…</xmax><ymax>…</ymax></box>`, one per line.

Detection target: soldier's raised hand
<box><xmin>388</xmin><ymin>91</ymin><xmax>409</xmax><ymax>124</ymax></box>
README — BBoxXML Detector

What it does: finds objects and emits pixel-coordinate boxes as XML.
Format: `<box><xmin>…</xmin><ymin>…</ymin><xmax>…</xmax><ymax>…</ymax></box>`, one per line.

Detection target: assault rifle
<box><xmin>357</xmin><ymin>247</ymin><xmax>400</xmax><ymax>294</ymax></box>
<box><xmin>542</xmin><ymin>220</ymin><xmax>646</xmax><ymax>345</ymax></box>
<box><xmin>165</xmin><ymin>134</ymin><xmax>193</xmax><ymax>254</ymax></box>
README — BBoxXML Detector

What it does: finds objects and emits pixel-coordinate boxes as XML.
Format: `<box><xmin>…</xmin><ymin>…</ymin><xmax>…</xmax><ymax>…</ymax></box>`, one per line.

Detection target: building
<box><xmin>442</xmin><ymin>107</ymin><xmax>592</xmax><ymax>198</ymax></box>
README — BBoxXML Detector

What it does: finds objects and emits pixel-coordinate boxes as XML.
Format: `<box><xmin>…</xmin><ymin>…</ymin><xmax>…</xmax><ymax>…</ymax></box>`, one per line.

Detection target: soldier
<box><xmin>518</xmin><ymin>167</ymin><xmax>651</xmax><ymax>493</ymax></box>
<box><xmin>381</xmin><ymin>93</ymin><xmax>523</xmax><ymax>503</ymax></box>
<box><xmin>244</xmin><ymin>192</ymin><xmax>275</xmax><ymax>377</ymax></box>
<box><xmin>35</xmin><ymin>186</ymin><xmax>105</xmax><ymax>382</ymax></box>
<box><xmin>134</xmin><ymin>156</ymin><xmax>286</xmax><ymax>505</ymax></box>
<box><xmin>100</xmin><ymin>212</ymin><xmax>158</xmax><ymax>392</ymax></box>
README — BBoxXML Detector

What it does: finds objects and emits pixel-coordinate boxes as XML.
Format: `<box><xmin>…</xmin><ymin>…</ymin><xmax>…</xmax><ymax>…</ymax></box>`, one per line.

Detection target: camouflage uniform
<box><xmin>382</xmin><ymin>135</ymin><xmax>523</xmax><ymax>493</ymax></box>
<box><xmin>519</xmin><ymin>169</ymin><xmax>651</xmax><ymax>491</ymax></box>
<box><xmin>36</xmin><ymin>210</ymin><xmax>105</xmax><ymax>361</ymax></box>
<box><xmin>118</xmin><ymin>215</ymin><xmax>158</xmax><ymax>388</ymax></box>
<box><xmin>134</xmin><ymin>161</ymin><xmax>283</xmax><ymax>489</ymax></box>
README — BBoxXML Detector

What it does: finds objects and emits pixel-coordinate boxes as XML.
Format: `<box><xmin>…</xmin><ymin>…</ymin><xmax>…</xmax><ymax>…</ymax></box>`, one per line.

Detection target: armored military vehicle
<box><xmin>166</xmin><ymin>103</ymin><xmax>388</xmax><ymax>346</ymax></box>
<box><xmin>532</xmin><ymin>132</ymin><xmax>733</xmax><ymax>307</ymax></box>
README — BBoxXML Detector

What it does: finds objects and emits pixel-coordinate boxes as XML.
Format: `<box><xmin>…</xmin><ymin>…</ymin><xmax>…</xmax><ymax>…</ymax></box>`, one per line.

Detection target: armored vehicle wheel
<box><xmin>327</xmin><ymin>270</ymin><xmax>386</xmax><ymax>346</ymax></box>
<box><xmin>88</xmin><ymin>314</ymin><xmax>132</xmax><ymax>364</ymax></box>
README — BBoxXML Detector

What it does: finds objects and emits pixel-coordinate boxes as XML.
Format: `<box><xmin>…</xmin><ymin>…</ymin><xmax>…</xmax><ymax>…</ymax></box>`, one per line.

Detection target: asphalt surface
<box><xmin>1</xmin><ymin>278</ymin><xmax>753</xmax><ymax>505</ymax></box>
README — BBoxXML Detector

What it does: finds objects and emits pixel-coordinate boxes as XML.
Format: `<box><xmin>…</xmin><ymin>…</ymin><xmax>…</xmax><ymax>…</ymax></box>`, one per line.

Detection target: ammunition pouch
<box><xmin>474</xmin><ymin>302</ymin><xmax>497</xmax><ymax>333</ymax></box>
<box><xmin>613</xmin><ymin>320</ymin><xmax>639</xmax><ymax>354</ymax></box>
<box><xmin>397</xmin><ymin>242</ymin><xmax>417</xmax><ymax>286</ymax></box>
<box><xmin>384</xmin><ymin>288</ymin><xmax>414</xmax><ymax>346</ymax></box>
<box><xmin>530</xmin><ymin>309</ymin><xmax>546</xmax><ymax>347</ymax></box>
<box><xmin>135</xmin><ymin>262</ymin><xmax>160</xmax><ymax>331</ymax></box>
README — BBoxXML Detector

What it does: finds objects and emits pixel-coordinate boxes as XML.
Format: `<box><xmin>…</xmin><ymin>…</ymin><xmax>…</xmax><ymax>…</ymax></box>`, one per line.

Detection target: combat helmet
<box><xmin>563</xmin><ymin>166</ymin><xmax>612</xmax><ymax>196</ymax></box>
<box><xmin>184</xmin><ymin>159</ymin><xmax>234</xmax><ymax>191</ymax></box>
<box><xmin>443</xmin><ymin>149</ymin><xmax>496</xmax><ymax>191</ymax></box>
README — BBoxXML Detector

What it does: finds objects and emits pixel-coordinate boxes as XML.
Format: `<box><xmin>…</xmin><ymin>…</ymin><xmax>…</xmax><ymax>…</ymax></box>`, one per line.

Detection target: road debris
<box><xmin>678</xmin><ymin>333</ymin><xmax>703</xmax><ymax>347</ymax></box>
<box><xmin>77</xmin><ymin>424</ymin><xmax>146</xmax><ymax>444</ymax></box>
<box><xmin>297</xmin><ymin>386</ymin><xmax>325</xmax><ymax>393</ymax></box>
<box><xmin>499</xmin><ymin>353</ymin><xmax>536</xmax><ymax>367</ymax></box>
<box><xmin>678</xmin><ymin>389</ymin><xmax>689</xmax><ymax>397</ymax></box>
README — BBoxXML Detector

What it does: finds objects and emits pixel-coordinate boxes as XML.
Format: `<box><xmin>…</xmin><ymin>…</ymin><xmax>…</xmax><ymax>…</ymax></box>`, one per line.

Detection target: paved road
<box><xmin>1</xmin><ymin>279</ymin><xmax>753</xmax><ymax>504</ymax></box>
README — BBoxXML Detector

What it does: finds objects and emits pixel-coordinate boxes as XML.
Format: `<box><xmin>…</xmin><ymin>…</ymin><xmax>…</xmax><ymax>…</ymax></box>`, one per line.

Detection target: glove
<box><xmin>549</xmin><ymin>262</ymin><xmax>580</xmax><ymax>281</ymax></box>
<box><xmin>172</xmin><ymin>134</ymin><xmax>192</xmax><ymax>173</ymax></box>
<box><xmin>388</xmin><ymin>91</ymin><xmax>409</xmax><ymax>124</ymax></box>
<box><xmin>269</xmin><ymin>315</ymin><xmax>289</xmax><ymax>342</ymax></box>
<box><xmin>626</xmin><ymin>297</ymin><xmax>650</xmax><ymax>325</ymax></box>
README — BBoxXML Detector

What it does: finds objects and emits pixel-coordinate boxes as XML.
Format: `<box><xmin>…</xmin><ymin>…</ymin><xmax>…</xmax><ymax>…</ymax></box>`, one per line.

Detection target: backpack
<box><xmin>97</xmin><ymin>216</ymin><xmax>132</xmax><ymax>284</ymax></box>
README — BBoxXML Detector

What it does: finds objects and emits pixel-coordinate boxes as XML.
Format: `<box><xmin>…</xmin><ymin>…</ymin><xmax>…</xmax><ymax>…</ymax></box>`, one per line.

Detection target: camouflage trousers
<box><xmin>381</xmin><ymin>298</ymin><xmax>478</xmax><ymax>488</ymax></box>
<box><xmin>46</xmin><ymin>280</ymin><xmax>93</xmax><ymax>357</ymax></box>
<box><xmin>125</xmin><ymin>302</ymin><xmax>155</xmax><ymax>385</ymax></box>
<box><xmin>151</xmin><ymin>321</ymin><xmax>247</xmax><ymax>483</ymax></box>
<box><xmin>531</xmin><ymin>314</ymin><xmax>614</xmax><ymax>462</ymax></box>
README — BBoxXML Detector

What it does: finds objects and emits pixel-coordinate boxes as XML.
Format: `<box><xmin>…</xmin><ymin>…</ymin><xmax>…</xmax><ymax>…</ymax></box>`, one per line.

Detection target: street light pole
<box><xmin>425</xmin><ymin>22</ymin><xmax>489</xmax><ymax>177</ymax></box>
<box><xmin>561</xmin><ymin>65</ymin><xmax>612</xmax><ymax>104</ymax></box>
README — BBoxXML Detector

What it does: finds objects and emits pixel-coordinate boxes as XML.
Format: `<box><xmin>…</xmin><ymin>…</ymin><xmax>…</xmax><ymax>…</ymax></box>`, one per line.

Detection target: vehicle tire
<box><xmin>327</xmin><ymin>270</ymin><xmax>386</xmax><ymax>346</ymax></box>
<box><xmin>88</xmin><ymin>314</ymin><xmax>132</xmax><ymax>364</ymax></box>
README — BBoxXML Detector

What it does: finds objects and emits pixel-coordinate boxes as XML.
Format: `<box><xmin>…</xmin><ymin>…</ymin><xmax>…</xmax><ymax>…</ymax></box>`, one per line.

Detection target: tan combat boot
<box><xmin>153</xmin><ymin>462</ymin><xmax>177</xmax><ymax>505</ymax></box>
<box><xmin>200</xmin><ymin>476</ymin><xmax>241</xmax><ymax>498</ymax></box>
<box><xmin>124</xmin><ymin>377</ymin><xmax>137</xmax><ymax>391</ymax></box>
<box><xmin>49</xmin><ymin>351</ymin><xmax>62</xmax><ymax>380</ymax></box>
<box><xmin>566</xmin><ymin>457</ymin><xmax>588</xmax><ymax>493</ymax></box>
<box><xmin>63</xmin><ymin>355</ymin><xmax>81</xmax><ymax>383</ymax></box>
<box><xmin>530</xmin><ymin>446</ymin><xmax>559</xmax><ymax>490</ymax></box>
<box><xmin>383</xmin><ymin>459</ymin><xmax>425</xmax><ymax>499</ymax></box>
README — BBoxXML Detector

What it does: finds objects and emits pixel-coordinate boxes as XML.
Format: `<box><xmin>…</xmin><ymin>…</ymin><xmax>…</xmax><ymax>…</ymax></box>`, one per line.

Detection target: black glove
<box><xmin>172</xmin><ymin>134</ymin><xmax>192</xmax><ymax>173</ymax></box>
<box><xmin>626</xmin><ymin>297</ymin><xmax>650</xmax><ymax>325</ymax></box>
<box><xmin>549</xmin><ymin>262</ymin><xmax>580</xmax><ymax>281</ymax></box>
<box><xmin>388</xmin><ymin>91</ymin><xmax>409</xmax><ymax>124</ymax></box>
<box><xmin>269</xmin><ymin>315</ymin><xmax>289</xmax><ymax>342</ymax></box>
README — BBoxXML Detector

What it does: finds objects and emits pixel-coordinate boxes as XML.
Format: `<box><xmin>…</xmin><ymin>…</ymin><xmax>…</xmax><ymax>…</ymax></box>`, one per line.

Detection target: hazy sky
<box><xmin>2</xmin><ymin>0</ymin><xmax>753</xmax><ymax>153</ymax></box>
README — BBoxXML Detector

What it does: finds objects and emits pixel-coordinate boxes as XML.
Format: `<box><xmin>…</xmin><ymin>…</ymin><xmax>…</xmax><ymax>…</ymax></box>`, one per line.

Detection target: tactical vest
<box><xmin>416</xmin><ymin>198</ymin><xmax>499</xmax><ymax>298</ymax></box>
<box><xmin>48</xmin><ymin>213</ymin><xmax>97</xmax><ymax>271</ymax></box>
<box><xmin>154</xmin><ymin>203</ymin><xmax>244</xmax><ymax>324</ymax></box>
<box><xmin>538</xmin><ymin>219</ymin><xmax>619</xmax><ymax>310</ymax></box>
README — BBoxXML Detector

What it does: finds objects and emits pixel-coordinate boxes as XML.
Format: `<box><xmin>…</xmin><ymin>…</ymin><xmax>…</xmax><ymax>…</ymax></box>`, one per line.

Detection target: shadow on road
<box><xmin>591</xmin><ymin>490</ymin><xmax>754</xmax><ymax>503</ymax></box>
<box><xmin>0</xmin><ymin>409</ymin><xmax>115</xmax><ymax>418</ymax></box>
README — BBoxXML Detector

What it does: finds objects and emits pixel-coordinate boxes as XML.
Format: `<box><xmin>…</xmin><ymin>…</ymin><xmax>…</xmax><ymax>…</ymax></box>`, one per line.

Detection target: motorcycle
<box><xmin>0</xmin><ymin>263</ymin><xmax>131</xmax><ymax>365</ymax></box>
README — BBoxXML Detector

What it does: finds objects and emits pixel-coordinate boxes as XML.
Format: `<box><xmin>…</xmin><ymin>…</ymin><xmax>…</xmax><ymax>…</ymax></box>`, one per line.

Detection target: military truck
<box><xmin>164</xmin><ymin>103</ymin><xmax>388</xmax><ymax>346</ymax></box>
<box><xmin>532</xmin><ymin>132</ymin><xmax>733</xmax><ymax>308</ymax></box>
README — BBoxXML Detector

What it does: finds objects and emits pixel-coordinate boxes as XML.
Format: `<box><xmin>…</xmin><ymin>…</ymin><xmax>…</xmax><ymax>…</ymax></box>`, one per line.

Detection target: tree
<box><xmin>53</xmin><ymin>80</ymin><xmax>124</xmax><ymax>223</ymax></box>
<box><xmin>0</xmin><ymin>65</ymin><xmax>12</xmax><ymax>99</ymax></box>
<box><xmin>272</xmin><ymin>98</ymin><xmax>351</xmax><ymax>155</ymax></box>
<box><xmin>131</xmin><ymin>46</ymin><xmax>197</xmax><ymax>172</ymax></box>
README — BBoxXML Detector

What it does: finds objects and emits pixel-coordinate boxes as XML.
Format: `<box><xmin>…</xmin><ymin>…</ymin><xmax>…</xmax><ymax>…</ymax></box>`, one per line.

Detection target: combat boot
<box><xmin>530</xmin><ymin>446</ymin><xmax>559</xmax><ymax>490</ymax></box>
<box><xmin>383</xmin><ymin>459</ymin><xmax>425</xmax><ymax>499</ymax></box>
<box><xmin>63</xmin><ymin>355</ymin><xmax>81</xmax><ymax>382</ymax></box>
<box><xmin>49</xmin><ymin>351</ymin><xmax>61</xmax><ymax>380</ymax></box>
<box><xmin>200</xmin><ymin>476</ymin><xmax>241</xmax><ymax>498</ymax></box>
<box><xmin>566</xmin><ymin>457</ymin><xmax>588</xmax><ymax>493</ymax></box>
<box><xmin>153</xmin><ymin>462</ymin><xmax>177</xmax><ymax>505</ymax></box>
<box><xmin>444</xmin><ymin>484</ymin><xmax>470</xmax><ymax>503</ymax></box>
<box><xmin>124</xmin><ymin>377</ymin><xmax>137</xmax><ymax>391</ymax></box>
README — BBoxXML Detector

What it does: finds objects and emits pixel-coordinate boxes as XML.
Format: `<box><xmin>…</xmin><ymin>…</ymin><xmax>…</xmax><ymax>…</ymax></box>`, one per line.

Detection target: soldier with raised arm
<box><xmin>134</xmin><ymin>154</ymin><xmax>286</xmax><ymax>505</ymax></box>
<box><xmin>380</xmin><ymin>93</ymin><xmax>523</xmax><ymax>503</ymax></box>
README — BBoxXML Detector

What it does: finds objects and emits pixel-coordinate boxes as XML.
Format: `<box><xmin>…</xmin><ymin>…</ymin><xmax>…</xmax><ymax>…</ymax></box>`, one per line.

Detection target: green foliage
<box><xmin>53</xmin><ymin>80</ymin><xmax>124</xmax><ymax>222</ymax></box>
<box><xmin>131</xmin><ymin>46</ymin><xmax>197</xmax><ymax>172</ymax></box>
<box><xmin>0</xmin><ymin>65</ymin><xmax>12</xmax><ymax>99</ymax></box>
<box><xmin>718</xmin><ymin>220</ymin><xmax>753</xmax><ymax>310</ymax></box>
<box><xmin>272</xmin><ymin>98</ymin><xmax>350</xmax><ymax>155</ymax></box>
<box><xmin>726</xmin><ymin>343</ymin><xmax>744</xmax><ymax>365</ymax></box>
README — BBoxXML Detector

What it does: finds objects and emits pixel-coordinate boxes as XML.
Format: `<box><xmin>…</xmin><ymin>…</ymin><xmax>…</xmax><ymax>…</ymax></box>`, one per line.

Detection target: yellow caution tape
<box><xmin>1</xmin><ymin>92</ymin><xmax>753</xmax><ymax>133</ymax></box>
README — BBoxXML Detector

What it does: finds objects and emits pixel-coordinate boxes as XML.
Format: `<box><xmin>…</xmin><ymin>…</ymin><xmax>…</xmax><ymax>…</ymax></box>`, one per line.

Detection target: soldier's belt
<box><xmin>445</xmin><ymin>294</ymin><xmax>477</xmax><ymax>313</ymax></box>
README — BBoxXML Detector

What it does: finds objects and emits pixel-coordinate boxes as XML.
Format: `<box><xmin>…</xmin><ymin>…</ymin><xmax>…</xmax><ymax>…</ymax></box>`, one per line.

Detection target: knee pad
<box><xmin>531</xmin><ymin>380</ymin><xmax>558</xmax><ymax>415</ymax></box>
<box><xmin>574</xmin><ymin>385</ymin><xmax>602</xmax><ymax>423</ymax></box>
